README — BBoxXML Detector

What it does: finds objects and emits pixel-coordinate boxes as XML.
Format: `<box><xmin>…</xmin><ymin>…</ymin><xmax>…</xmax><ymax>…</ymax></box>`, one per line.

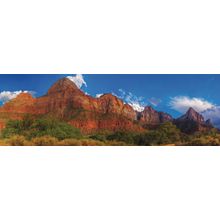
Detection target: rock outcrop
<box><xmin>0</xmin><ymin>92</ymin><xmax>36</xmax><ymax>114</ymax></box>
<box><xmin>137</xmin><ymin>106</ymin><xmax>173</xmax><ymax>127</ymax></box>
<box><xmin>175</xmin><ymin>107</ymin><xmax>213</xmax><ymax>134</ymax></box>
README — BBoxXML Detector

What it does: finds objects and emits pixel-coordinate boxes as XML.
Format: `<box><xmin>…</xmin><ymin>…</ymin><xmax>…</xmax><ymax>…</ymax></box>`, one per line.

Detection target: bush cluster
<box><xmin>1</xmin><ymin>115</ymin><xmax>81</xmax><ymax>140</ymax></box>
<box><xmin>1</xmin><ymin>116</ymin><xmax>220</xmax><ymax>146</ymax></box>
<box><xmin>136</xmin><ymin>122</ymin><xmax>182</xmax><ymax>146</ymax></box>
<box><xmin>99</xmin><ymin>122</ymin><xmax>182</xmax><ymax>146</ymax></box>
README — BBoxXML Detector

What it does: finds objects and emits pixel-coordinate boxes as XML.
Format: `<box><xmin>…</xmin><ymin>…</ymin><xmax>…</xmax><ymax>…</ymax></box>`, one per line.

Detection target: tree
<box><xmin>1</xmin><ymin>117</ymin><xmax>81</xmax><ymax>140</ymax></box>
<box><xmin>136</xmin><ymin>122</ymin><xmax>181</xmax><ymax>146</ymax></box>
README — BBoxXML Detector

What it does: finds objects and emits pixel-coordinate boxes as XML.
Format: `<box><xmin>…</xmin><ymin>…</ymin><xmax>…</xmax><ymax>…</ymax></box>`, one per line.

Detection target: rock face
<box><xmin>0</xmin><ymin>93</ymin><xmax>36</xmax><ymax>114</ymax></box>
<box><xmin>137</xmin><ymin>106</ymin><xmax>173</xmax><ymax>127</ymax></box>
<box><xmin>0</xmin><ymin>77</ymin><xmax>213</xmax><ymax>134</ymax></box>
<box><xmin>177</xmin><ymin>107</ymin><xmax>204</xmax><ymax>123</ymax></box>
<box><xmin>175</xmin><ymin>107</ymin><xmax>213</xmax><ymax>134</ymax></box>
<box><xmin>0</xmin><ymin>93</ymin><xmax>36</xmax><ymax>128</ymax></box>
<box><xmin>33</xmin><ymin>78</ymin><xmax>94</xmax><ymax>117</ymax></box>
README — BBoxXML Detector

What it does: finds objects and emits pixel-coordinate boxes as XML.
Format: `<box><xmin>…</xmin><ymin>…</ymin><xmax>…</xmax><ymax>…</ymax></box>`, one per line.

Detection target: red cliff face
<box><xmin>33</xmin><ymin>78</ymin><xmax>94</xmax><ymax>116</ymax></box>
<box><xmin>137</xmin><ymin>106</ymin><xmax>173</xmax><ymax>126</ymax></box>
<box><xmin>0</xmin><ymin>93</ymin><xmax>36</xmax><ymax>128</ymax></box>
<box><xmin>68</xmin><ymin>111</ymin><xmax>142</xmax><ymax>134</ymax></box>
<box><xmin>33</xmin><ymin>78</ymin><xmax>136</xmax><ymax>122</ymax></box>
<box><xmin>0</xmin><ymin>93</ymin><xmax>36</xmax><ymax>114</ymax></box>
<box><xmin>97</xmin><ymin>94</ymin><xmax>136</xmax><ymax>119</ymax></box>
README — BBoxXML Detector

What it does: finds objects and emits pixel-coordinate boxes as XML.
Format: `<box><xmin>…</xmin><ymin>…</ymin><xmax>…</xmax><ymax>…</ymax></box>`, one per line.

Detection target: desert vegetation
<box><xmin>0</xmin><ymin>115</ymin><xmax>129</xmax><ymax>146</ymax></box>
<box><xmin>0</xmin><ymin>116</ymin><xmax>219</xmax><ymax>146</ymax></box>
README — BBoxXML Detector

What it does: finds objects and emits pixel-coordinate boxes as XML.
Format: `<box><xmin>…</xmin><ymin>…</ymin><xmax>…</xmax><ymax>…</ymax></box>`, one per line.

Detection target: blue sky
<box><xmin>0</xmin><ymin>74</ymin><xmax>220</xmax><ymax>126</ymax></box>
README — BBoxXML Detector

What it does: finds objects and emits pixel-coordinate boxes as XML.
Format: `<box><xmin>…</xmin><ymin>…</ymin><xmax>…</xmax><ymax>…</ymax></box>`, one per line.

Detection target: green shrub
<box><xmin>135</xmin><ymin>122</ymin><xmax>181</xmax><ymax>146</ymax></box>
<box><xmin>1</xmin><ymin>120</ymin><xmax>23</xmax><ymax>138</ymax></box>
<box><xmin>90</xmin><ymin>133</ymin><xmax>107</xmax><ymax>142</ymax></box>
<box><xmin>2</xmin><ymin>116</ymin><xmax>81</xmax><ymax>140</ymax></box>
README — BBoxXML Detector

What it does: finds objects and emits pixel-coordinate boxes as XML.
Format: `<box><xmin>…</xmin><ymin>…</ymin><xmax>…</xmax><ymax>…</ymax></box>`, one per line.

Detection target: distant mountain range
<box><xmin>0</xmin><ymin>77</ymin><xmax>214</xmax><ymax>134</ymax></box>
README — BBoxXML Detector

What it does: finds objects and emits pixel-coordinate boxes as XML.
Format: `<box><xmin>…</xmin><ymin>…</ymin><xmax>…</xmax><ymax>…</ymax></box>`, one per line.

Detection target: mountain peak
<box><xmin>175</xmin><ymin>107</ymin><xmax>213</xmax><ymax>134</ymax></box>
<box><xmin>0</xmin><ymin>92</ymin><xmax>35</xmax><ymax>114</ymax></box>
<box><xmin>15</xmin><ymin>92</ymin><xmax>34</xmax><ymax>100</ymax></box>
<box><xmin>47</xmin><ymin>77</ymin><xmax>81</xmax><ymax>95</ymax></box>
<box><xmin>177</xmin><ymin>107</ymin><xmax>204</xmax><ymax>124</ymax></box>
<box><xmin>186</xmin><ymin>107</ymin><xmax>197</xmax><ymax>114</ymax></box>
<box><xmin>143</xmin><ymin>105</ymin><xmax>156</xmax><ymax>112</ymax></box>
<box><xmin>179</xmin><ymin>107</ymin><xmax>204</xmax><ymax>122</ymax></box>
<box><xmin>137</xmin><ymin>105</ymin><xmax>173</xmax><ymax>125</ymax></box>
<box><xmin>186</xmin><ymin>107</ymin><xmax>203</xmax><ymax>120</ymax></box>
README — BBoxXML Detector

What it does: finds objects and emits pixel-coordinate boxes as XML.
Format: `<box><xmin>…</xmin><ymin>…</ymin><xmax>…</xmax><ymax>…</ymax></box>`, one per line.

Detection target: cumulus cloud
<box><xmin>67</xmin><ymin>74</ymin><xmax>87</xmax><ymax>89</ymax></box>
<box><xmin>0</xmin><ymin>90</ymin><xmax>32</xmax><ymax>103</ymax></box>
<box><xmin>202</xmin><ymin>107</ymin><xmax>220</xmax><ymax>128</ymax></box>
<box><xmin>115</xmin><ymin>89</ymin><xmax>146</xmax><ymax>112</ymax></box>
<box><xmin>169</xmin><ymin>96</ymin><xmax>215</xmax><ymax>113</ymax></box>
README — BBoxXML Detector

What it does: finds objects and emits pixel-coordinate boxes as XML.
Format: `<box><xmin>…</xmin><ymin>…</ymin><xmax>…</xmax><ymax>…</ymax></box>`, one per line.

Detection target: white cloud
<box><xmin>67</xmin><ymin>74</ymin><xmax>87</xmax><ymax>89</ymax></box>
<box><xmin>169</xmin><ymin>96</ymin><xmax>215</xmax><ymax>113</ymax></box>
<box><xmin>0</xmin><ymin>90</ymin><xmax>31</xmax><ymax>103</ymax></box>
<box><xmin>128</xmin><ymin>102</ymin><xmax>145</xmax><ymax>112</ymax></box>
<box><xmin>116</xmin><ymin>89</ymin><xmax>146</xmax><ymax>112</ymax></box>
<box><xmin>96</xmin><ymin>93</ymin><xmax>103</xmax><ymax>98</ymax></box>
<box><xmin>202</xmin><ymin>107</ymin><xmax>220</xmax><ymax>128</ymax></box>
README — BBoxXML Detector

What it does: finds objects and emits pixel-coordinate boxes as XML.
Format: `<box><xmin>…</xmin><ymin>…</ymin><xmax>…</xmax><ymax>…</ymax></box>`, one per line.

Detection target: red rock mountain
<box><xmin>0</xmin><ymin>77</ymin><xmax>213</xmax><ymax>134</ymax></box>
<box><xmin>137</xmin><ymin>106</ymin><xmax>173</xmax><ymax>127</ymax></box>
<box><xmin>175</xmin><ymin>107</ymin><xmax>213</xmax><ymax>134</ymax></box>
<box><xmin>177</xmin><ymin>107</ymin><xmax>204</xmax><ymax>123</ymax></box>
<box><xmin>0</xmin><ymin>78</ymin><xmax>140</xmax><ymax>133</ymax></box>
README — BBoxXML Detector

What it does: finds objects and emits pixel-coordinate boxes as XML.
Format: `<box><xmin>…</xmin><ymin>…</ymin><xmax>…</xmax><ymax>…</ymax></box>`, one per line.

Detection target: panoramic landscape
<box><xmin>0</xmin><ymin>74</ymin><xmax>220</xmax><ymax>146</ymax></box>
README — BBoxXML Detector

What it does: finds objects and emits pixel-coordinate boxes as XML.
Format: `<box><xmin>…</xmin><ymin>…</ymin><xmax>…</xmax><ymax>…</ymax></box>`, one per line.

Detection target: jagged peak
<box><xmin>143</xmin><ymin>105</ymin><xmax>156</xmax><ymax>112</ymax></box>
<box><xmin>186</xmin><ymin>107</ymin><xmax>197</xmax><ymax>115</ymax></box>
<box><xmin>178</xmin><ymin>107</ymin><xmax>204</xmax><ymax>122</ymax></box>
<box><xmin>98</xmin><ymin>93</ymin><xmax>124</xmax><ymax>103</ymax></box>
<box><xmin>98</xmin><ymin>93</ymin><xmax>115</xmax><ymax>98</ymax></box>
<box><xmin>9</xmin><ymin>92</ymin><xmax>34</xmax><ymax>102</ymax></box>
<box><xmin>0</xmin><ymin>92</ymin><xmax>35</xmax><ymax>113</ymax></box>
<box><xmin>47</xmin><ymin>77</ymin><xmax>82</xmax><ymax>95</ymax></box>
<box><xmin>186</xmin><ymin>107</ymin><xmax>201</xmax><ymax>117</ymax></box>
